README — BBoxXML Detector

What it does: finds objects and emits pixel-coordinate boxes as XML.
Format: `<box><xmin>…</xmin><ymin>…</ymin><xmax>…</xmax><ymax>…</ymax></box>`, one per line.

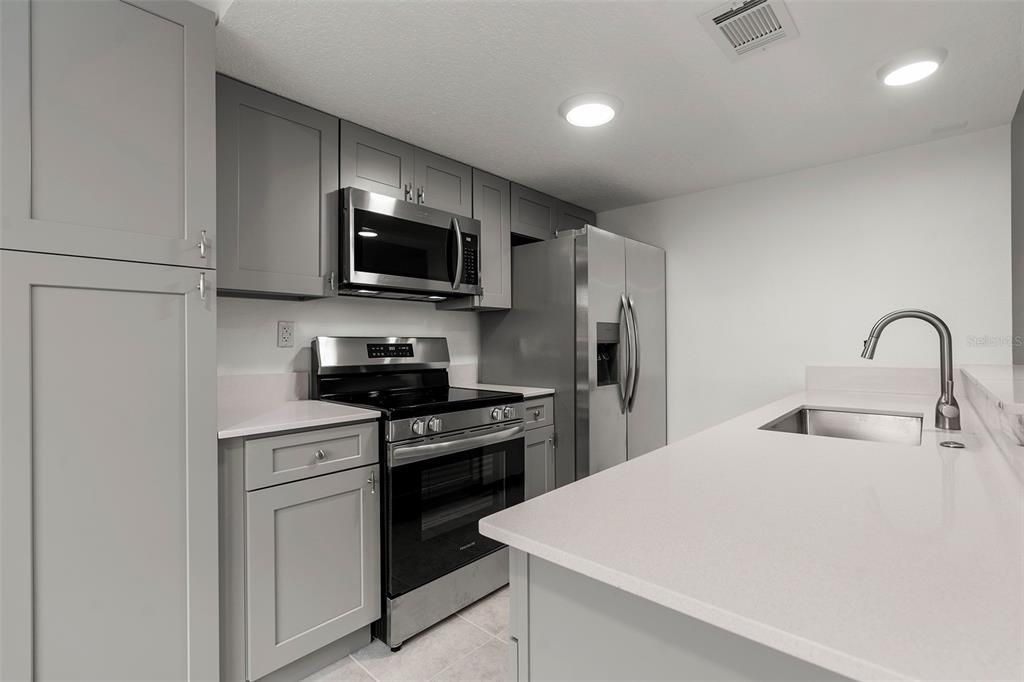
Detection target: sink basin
<box><xmin>760</xmin><ymin>406</ymin><xmax>923</xmax><ymax>446</ymax></box>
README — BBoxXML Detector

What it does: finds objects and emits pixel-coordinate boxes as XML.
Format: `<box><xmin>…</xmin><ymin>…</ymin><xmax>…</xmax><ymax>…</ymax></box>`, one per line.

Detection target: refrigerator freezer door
<box><xmin>625</xmin><ymin>238</ymin><xmax>667</xmax><ymax>459</ymax></box>
<box><xmin>576</xmin><ymin>227</ymin><xmax>628</xmax><ymax>478</ymax></box>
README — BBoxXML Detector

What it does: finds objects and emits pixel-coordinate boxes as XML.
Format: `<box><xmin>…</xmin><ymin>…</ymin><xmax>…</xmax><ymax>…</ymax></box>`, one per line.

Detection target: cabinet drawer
<box><xmin>523</xmin><ymin>396</ymin><xmax>554</xmax><ymax>430</ymax></box>
<box><xmin>244</xmin><ymin>422</ymin><xmax>378</xmax><ymax>490</ymax></box>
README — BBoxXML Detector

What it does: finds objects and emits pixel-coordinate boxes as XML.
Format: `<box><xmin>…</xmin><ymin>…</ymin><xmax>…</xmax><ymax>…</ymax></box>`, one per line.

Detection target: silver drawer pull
<box><xmin>314</xmin><ymin>449</ymin><xmax>327</xmax><ymax>461</ymax></box>
<box><xmin>532</xmin><ymin>409</ymin><xmax>541</xmax><ymax>419</ymax></box>
<box><xmin>367</xmin><ymin>470</ymin><xmax>376</xmax><ymax>494</ymax></box>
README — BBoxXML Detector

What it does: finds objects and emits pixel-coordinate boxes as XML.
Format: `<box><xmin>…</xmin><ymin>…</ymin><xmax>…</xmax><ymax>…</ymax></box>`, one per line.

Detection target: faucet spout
<box><xmin>860</xmin><ymin>309</ymin><xmax>960</xmax><ymax>431</ymax></box>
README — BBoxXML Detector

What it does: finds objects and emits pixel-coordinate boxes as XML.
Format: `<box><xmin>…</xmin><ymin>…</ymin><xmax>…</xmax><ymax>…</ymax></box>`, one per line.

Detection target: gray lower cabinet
<box><xmin>220</xmin><ymin>421</ymin><xmax>381</xmax><ymax>682</ymax></box>
<box><xmin>438</xmin><ymin>169</ymin><xmax>512</xmax><ymax>311</ymax></box>
<box><xmin>557</xmin><ymin>201</ymin><xmax>597</xmax><ymax>231</ymax></box>
<box><xmin>511</xmin><ymin>184</ymin><xmax>558</xmax><ymax>241</ymax></box>
<box><xmin>524</xmin><ymin>425</ymin><xmax>556</xmax><ymax>500</ymax></box>
<box><xmin>523</xmin><ymin>395</ymin><xmax>557</xmax><ymax>499</ymax></box>
<box><xmin>340</xmin><ymin>121</ymin><xmax>471</xmax><ymax>214</ymax></box>
<box><xmin>246</xmin><ymin>465</ymin><xmax>381</xmax><ymax>680</ymax></box>
<box><xmin>0</xmin><ymin>250</ymin><xmax>218</xmax><ymax>682</ymax></box>
<box><xmin>0</xmin><ymin>0</ymin><xmax>216</xmax><ymax>268</ymax></box>
<box><xmin>217</xmin><ymin>75</ymin><xmax>339</xmax><ymax>297</ymax></box>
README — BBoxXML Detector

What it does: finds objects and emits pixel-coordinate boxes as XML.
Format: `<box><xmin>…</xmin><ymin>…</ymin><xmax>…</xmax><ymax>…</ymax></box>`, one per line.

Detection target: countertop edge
<box><xmin>481</xmin><ymin>519</ymin><xmax>912</xmax><ymax>682</ymax></box>
<box><xmin>218</xmin><ymin>403</ymin><xmax>380</xmax><ymax>440</ymax></box>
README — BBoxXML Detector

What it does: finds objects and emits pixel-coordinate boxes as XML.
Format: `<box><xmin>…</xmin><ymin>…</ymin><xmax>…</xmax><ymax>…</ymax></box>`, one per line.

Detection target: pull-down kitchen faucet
<box><xmin>861</xmin><ymin>309</ymin><xmax>961</xmax><ymax>431</ymax></box>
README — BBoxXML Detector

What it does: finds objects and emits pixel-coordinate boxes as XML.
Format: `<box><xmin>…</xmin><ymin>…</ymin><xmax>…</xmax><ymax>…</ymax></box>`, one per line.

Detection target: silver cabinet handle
<box><xmin>532</xmin><ymin>409</ymin><xmax>541</xmax><ymax>420</ymax></box>
<box><xmin>627</xmin><ymin>296</ymin><xmax>641</xmax><ymax>410</ymax></box>
<box><xmin>328</xmin><ymin>272</ymin><xmax>336</xmax><ymax>292</ymax></box>
<box><xmin>197</xmin><ymin>272</ymin><xmax>207</xmax><ymax>301</ymax></box>
<box><xmin>314</xmin><ymin>449</ymin><xmax>327</xmax><ymax>461</ymax></box>
<box><xmin>195</xmin><ymin>229</ymin><xmax>208</xmax><ymax>259</ymax></box>
<box><xmin>416</xmin><ymin>187</ymin><xmax>425</xmax><ymax>204</ymax></box>
<box><xmin>404</xmin><ymin>183</ymin><xmax>413</xmax><ymax>201</ymax></box>
<box><xmin>367</xmin><ymin>470</ymin><xmax>376</xmax><ymax>494</ymax></box>
<box><xmin>451</xmin><ymin>217</ymin><xmax>463</xmax><ymax>290</ymax></box>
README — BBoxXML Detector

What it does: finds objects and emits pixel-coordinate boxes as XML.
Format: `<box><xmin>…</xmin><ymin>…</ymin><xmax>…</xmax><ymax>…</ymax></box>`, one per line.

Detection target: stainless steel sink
<box><xmin>760</xmin><ymin>407</ymin><xmax>923</xmax><ymax>446</ymax></box>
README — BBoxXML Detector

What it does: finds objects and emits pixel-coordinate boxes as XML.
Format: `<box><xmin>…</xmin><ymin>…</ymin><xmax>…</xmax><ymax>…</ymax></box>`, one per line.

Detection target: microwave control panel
<box><xmin>461</xmin><ymin>233</ymin><xmax>478</xmax><ymax>286</ymax></box>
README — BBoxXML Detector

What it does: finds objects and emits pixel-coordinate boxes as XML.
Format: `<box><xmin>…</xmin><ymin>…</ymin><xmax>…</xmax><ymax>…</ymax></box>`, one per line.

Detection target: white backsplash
<box><xmin>217</xmin><ymin>295</ymin><xmax>480</xmax><ymax>376</ymax></box>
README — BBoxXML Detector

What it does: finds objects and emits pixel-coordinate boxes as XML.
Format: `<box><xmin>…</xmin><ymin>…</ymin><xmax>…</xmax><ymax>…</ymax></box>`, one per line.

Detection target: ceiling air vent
<box><xmin>700</xmin><ymin>0</ymin><xmax>799</xmax><ymax>60</ymax></box>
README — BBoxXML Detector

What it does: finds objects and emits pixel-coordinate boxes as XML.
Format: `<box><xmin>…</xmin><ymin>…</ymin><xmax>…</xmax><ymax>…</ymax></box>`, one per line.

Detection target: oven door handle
<box><xmin>390</xmin><ymin>424</ymin><xmax>525</xmax><ymax>468</ymax></box>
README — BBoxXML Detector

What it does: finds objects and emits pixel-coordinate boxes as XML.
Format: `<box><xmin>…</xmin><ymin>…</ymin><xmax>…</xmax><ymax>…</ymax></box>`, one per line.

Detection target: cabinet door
<box><xmin>217</xmin><ymin>76</ymin><xmax>339</xmax><ymax>297</ymax></box>
<box><xmin>524</xmin><ymin>426</ymin><xmax>556</xmax><ymax>500</ymax></box>
<box><xmin>438</xmin><ymin>169</ymin><xmax>511</xmax><ymax>311</ymax></box>
<box><xmin>511</xmin><ymin>184</ymin><xmax>557</xmax><ymax>241</ymax></box>
<box><xmin>246</xmin><ymin>465</ymin><xmax>381</xmax><ymax>680</ymax></box>
<box><xmin>557</xmin><ymin>201</ymin><xmax>597</xmax><ymax>231</ymax></box>
<box><xmin>0</xmin><ymin>0</ymin><xmax>216</xmax><ymax>268</ymax></box>
<box><xmin>414</xmin><ymin>149</ymin><xmax>472</xmax><ymax>215</ymax></box>
<box><xmin>340</xmin><ymin>120</ymin><xmax>415</xmax><ymax>200</ymax></box>
<box><xmin>0</xmin><ymin>251</ymin><xmax>218</xmax><ymax>682</ymax></box>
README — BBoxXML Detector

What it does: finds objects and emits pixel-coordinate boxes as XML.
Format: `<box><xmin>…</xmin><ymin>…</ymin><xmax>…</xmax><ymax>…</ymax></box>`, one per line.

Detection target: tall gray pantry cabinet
<box><xmin>0</xmin><ymin>1</ymin><xmax>219</xmax><ymax>681</ymax></box>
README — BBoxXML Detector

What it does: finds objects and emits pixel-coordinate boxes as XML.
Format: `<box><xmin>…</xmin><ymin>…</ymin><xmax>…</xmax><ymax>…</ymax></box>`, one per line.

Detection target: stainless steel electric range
<box><xmin>310</xmin><ymin>336</ymin><xmax>525</xmax><ymax>651</ymax></box>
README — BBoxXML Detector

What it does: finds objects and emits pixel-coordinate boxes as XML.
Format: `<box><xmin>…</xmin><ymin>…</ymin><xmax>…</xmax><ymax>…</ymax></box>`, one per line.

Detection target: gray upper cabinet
<box><xmin>340</xmin><ymin>121</ymin><xmax>415</xmax><ymax>201</ymax></box>
<box><xmin>246</xmin><ymin>465</ymin><xmax>381</xmax><ymax>680</ymax></box>
<box><xmin>438</xmin><ymin>169</ymin><xmax>512</xmax><ymax>311</ymax></box>
<box><xmin>414</xmin><ymin>149</ymin><xmax>472</xmax><ymax>215</ymax></box>
<box><xmin>0</xmin><ymin>0</ymin><xmax>216</xmax><ymax>268</ymax></box>
<box><xmin>217</xmin><ymin>76</ymin><xmax>339</xmax><ymax>297</ymax></box>
<box><xmin>340</xmin><ymin>121</ymin><xmax>471</xmax><ymax>213</ymax></box>
<box><xmin>557</xmin><ymin>201</ymin><xmax>597</xmax><ymax>231</ymax></box>
<box><xmin>511</xmin><ymin>184</ymin><xmax>558</xmax><ymax>241</ymax></box>
<box><xmin>0</xmin><ymin>250</ymin><xmax>218</xmax><ymax>682</ymax></box>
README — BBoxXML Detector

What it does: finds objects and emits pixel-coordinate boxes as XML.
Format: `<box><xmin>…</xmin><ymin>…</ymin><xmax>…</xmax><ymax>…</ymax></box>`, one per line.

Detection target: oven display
<box><xmin>367</xmin><ymin>343</ymin><xmax>414</xmax><ymax>359</ymax></box>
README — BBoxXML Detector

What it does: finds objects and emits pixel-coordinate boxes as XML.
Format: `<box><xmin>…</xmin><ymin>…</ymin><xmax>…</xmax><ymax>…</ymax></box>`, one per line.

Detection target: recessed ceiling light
<box><xmin>878</xmin><ymin>48</ymin><xmax>947</xmax><ymax>87</ymax></box>
<box><xmin>559</xmin><ymin>93</ymin><xmax>621</xmax><ymax>128</ymax></box>
<box><xmin>358</xmin><ymin>229</ymin><xmax>378</xmax><ymax>237</ymax></box>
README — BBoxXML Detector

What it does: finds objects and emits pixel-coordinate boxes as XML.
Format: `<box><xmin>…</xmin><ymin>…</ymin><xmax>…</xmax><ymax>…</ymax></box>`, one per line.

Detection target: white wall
<box><xmin>1012</xmin><ymin>91</ymin><xmax>1024</xmax><ymax>364</ymax></box>
<box><xmin>599</xmin><ymin>125</ymin><xmax>1013</xmax><ymax>441</ymax></box>
<box><xmin>217</xmin><ymin>296</ymin><xmax>479</xmax><ymax>375</ymax></box>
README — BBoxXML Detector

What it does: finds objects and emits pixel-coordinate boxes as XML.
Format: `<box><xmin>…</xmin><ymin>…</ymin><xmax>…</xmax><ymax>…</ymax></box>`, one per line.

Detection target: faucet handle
<box><xmin>939</xmin><ymin>403</ymin><xmax>960</xmax><ymax>419</ymax></box>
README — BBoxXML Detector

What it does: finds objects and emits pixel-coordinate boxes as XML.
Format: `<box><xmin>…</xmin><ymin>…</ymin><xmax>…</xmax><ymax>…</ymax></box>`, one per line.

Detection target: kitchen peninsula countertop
<box><xmin>481</xmin><ymin>389</ymin><xmax>1023</xmax><ymax>681</ymax></box>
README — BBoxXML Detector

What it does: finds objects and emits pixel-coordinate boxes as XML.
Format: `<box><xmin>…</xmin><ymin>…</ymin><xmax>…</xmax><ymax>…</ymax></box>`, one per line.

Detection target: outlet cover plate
<box><xmin>277</xmin><ymin>321</ymin><xmax>295</xmax><ymax>348</ymax></box>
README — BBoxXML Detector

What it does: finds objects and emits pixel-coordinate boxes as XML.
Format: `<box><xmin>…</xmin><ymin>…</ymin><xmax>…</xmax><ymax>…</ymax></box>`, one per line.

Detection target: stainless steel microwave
<box><xmin>340</xmin><ymin>188</ymin><xmax>483</xmax><ymax>299</ymax></box>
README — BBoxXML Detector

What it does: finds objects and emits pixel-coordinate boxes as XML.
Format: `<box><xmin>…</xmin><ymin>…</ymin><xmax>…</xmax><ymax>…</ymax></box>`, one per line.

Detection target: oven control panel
<box><xmin>388</xmin><ymin>403</ymin><xmax>523</xmax><ymax>443</ymax></box>
<box><xmin>367</xmin><ymin>343</ymin><xmax>414</xmax><ymax>359</ymax></box>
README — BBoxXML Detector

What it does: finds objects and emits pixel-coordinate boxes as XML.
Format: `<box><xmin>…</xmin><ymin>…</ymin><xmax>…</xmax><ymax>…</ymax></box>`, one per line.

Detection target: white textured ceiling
<box><xmin>216</xmin><ymin>0</ymin><xmax>1024</xmax><ymax>212</ymax></box>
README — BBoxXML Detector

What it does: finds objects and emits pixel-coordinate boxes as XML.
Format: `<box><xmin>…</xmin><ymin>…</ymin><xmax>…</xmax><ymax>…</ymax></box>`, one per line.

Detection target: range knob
<box><xmin>491</xmin><ymin>407</ymin><xmax>503</xmax><ymax>421</ymax></box>
<box><xmin>411</xmin><ymin>418</ymin><xmax>427</xmax><ymax>436</ymax></box>
<box><xmin>503</xmin><ymin>406</ymin><xmax>514</xmax><ymax>419</ymax></box>
<box><xmin>428</xmin><ymin>417</ymin><xmax>443</xmax><ymax>433</ymax></box>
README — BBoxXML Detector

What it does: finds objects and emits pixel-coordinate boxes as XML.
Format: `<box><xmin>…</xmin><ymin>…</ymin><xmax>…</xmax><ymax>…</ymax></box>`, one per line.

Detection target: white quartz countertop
<box><xmin>480</xmin><ymin>390</ymin><xmax>1023</xmax><ymax>681</ymax></box>
<box><xmin>456</xmin><ymin>382</ymin><xmax>555</xmax><ymax>399</ymax></box>
<box><xmin>218</xmin><ymin>400</ymin><xmax>379</xmax><ymax>440</ymax></box>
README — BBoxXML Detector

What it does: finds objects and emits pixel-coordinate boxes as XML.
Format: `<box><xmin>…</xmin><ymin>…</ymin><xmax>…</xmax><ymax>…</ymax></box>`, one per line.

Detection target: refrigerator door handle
<box><xmin>627</xmin><ymin>296</ymin><xmax>640</xmax><ymax>410</ymax></box>
<box><xmin>620</xmin><ymin>293</ymin><xmax>636</xmax><ymax>413</ymax></box>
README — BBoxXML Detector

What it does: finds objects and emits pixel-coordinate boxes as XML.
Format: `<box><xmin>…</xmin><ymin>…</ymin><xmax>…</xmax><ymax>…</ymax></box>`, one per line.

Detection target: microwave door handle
<box><xmin>390</xmin><ymin>424</ymin><xmax>525</xmax><ymax>468</ymax></box>
<box><xmin>451</xmin><ymin>216</ymin><xmax>463</xmax><ymax>290</ymax></box>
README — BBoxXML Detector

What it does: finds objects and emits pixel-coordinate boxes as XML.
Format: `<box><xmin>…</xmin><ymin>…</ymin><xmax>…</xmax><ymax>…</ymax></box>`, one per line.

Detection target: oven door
<box><xmin>342</xmin><ymin>187</ymin><xmax>483</xmax><ymax>296</ymax></box>
<box><xmin>385</xmin><ymin>423</ymin><xmax>525</xmax><ymax>597</ymax></box>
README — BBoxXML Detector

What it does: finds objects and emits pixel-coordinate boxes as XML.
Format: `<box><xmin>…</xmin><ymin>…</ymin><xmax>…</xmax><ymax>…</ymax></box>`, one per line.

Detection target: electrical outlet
<box><xmin>277</xmin><ymin>321</ymin><xmax>295</xmax><ymax>348</ymax></box>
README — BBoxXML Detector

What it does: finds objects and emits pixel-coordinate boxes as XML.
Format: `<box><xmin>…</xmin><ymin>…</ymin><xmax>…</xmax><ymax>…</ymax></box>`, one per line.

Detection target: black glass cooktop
<box><xmin>323</xmin><ymin>386</ymin><xmax>522</xmax><ymax>419</ymax></box>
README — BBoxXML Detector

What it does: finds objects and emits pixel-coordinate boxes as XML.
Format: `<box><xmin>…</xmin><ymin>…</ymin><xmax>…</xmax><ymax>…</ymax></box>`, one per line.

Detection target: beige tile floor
<box><xmin>303</xmin><ymin>587</ymin><xmax>510</xmax><ymax>682</ymax></box>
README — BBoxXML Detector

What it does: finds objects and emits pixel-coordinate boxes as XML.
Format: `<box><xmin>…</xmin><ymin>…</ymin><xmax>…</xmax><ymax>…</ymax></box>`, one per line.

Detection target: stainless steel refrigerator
<box><xmin>479</xmin><ymin>225</ymin><xmax>666</xmax><ymax>487</ymax></box>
